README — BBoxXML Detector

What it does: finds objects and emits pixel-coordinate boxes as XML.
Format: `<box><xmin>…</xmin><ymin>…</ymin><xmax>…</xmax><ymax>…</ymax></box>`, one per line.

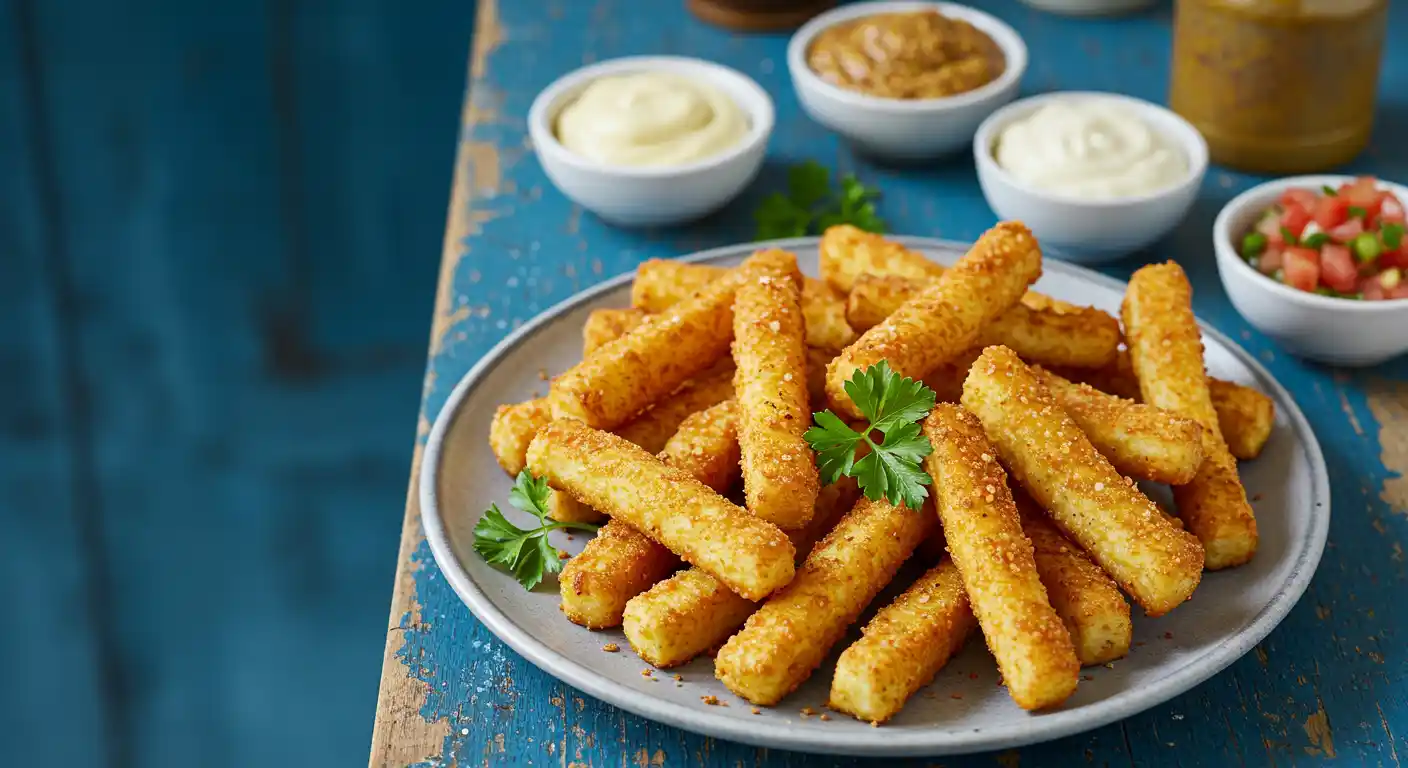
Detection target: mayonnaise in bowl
<box><xmin>993</xmin><ymin>100</ymin><xmax>1189</xmax><ymax>199</ymax></box>
<box><xmin>555</xmin><ymin>73</ymin><xmax>750</xmax><ymax>168</ymax></box>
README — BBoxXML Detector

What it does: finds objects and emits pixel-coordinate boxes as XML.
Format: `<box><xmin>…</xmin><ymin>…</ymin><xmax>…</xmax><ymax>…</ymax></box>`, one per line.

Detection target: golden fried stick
<box><xmin>550</xmin><ymin>249</ymin><xmax>799</xmax><ymax>429</ymax></box>
<box><xmin>1020</xmin><ymin>504</ymin><xmax>1132</xmax><ymax>666</ymax></box>
<box><xmin>819</xmin><ymin>224</ymin><xmax>1080</xmax><ymax>313</ymax></box>
<box><xmin>489</xmin><ymin>398</ymin><xmax>553</xmax><ymax>477</ymax></box>
<box><xmin>923</xmin><ymin>405</ymin><xmax>1079</xmax><ymax>711</ymax></box>
<box><xmin>559</xmin><ymin>401</ymin><xmax>740</xmax><ymax>629</ymax></box>
<box><xmin>620</xmin><ymin>480</ymin><xmax>857</xmax><ymax>668</ymax></box>
<box><xmin>1031</xmin><ymin>366</ymin><xmax>1205</xmax><ymax>485</ymax></box>
<box><xmin>714</xmin><ymin>496</ymin><xmax>936</xmax><ymax>706</ymax></box>
<box><xmin>961</xmin><ymin>346</ymin><xmax>1204</xmax><ymax>616</ymax></box>
<box><xmin>826</xmin><ymin>222</ymin><xmax>1042</xmax><ymax>419</ymax></box>
<box><xmin>1209</xmin><ymin>378</ymin><xmax>1276</xmax><ymax>462</ymax></box>
<box><xmin>829</xmin><ymin>559</ymin><xmax>975</xmax><ymax>723</ymax></box>
<box><xmin>846</xmin><ymin>274</ymin><xmax>1120</xmax><ymax>369</ymax></box>
<box><xmin>583</xmin><ymin>308</ymin><xmax>648</xmax><ymax>354</ymax></box>
<box><xmin>614</xmin><ymin>362</ymin><xmax>736</xmax><ymax>454</ymax></box>
<box><xmin>631</xmin><ymin>260</ymin><xmax>857</xmax><ymax>351</ymax></box>
<box><xmin>733</xmin><ymin>270</ymin><xmax>819</xmax><ymax>529</ymax></box>
<box><xmin>1123</xmin><ymin>263</ymin><xmax>1258</xmax><ymax>570</ymax></box>
<box><xmin>1054</xmin><ymin>351</ymin><xmax>1274</xmax><ymax>461</ymax></box>
<box><xmin>527</xmin><ymin>419</ymin><xmax>794</xmax><ymax>600</ymax></box>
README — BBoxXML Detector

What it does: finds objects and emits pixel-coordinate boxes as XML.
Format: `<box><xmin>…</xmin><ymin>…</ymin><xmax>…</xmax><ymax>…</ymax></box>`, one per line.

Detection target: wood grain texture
<box><xmin>374</xmin><ymin>0</ymin><xmax>1408</xmax><ymax>765</ymax></box>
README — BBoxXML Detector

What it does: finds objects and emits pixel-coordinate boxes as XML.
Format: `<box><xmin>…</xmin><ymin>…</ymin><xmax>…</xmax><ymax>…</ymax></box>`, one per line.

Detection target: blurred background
<box><xmin>1</xmin><ymin>1</ymin><xmax>473</xmax><ymax>765</ymax></box>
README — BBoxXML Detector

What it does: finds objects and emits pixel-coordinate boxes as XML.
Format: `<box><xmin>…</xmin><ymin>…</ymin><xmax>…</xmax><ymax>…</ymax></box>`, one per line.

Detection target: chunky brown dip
<box><xmin>807</xmin><ymin>11</ymin><xmax>1005</xmax><ymax>100</ymax></box>
<box><xmin>1169</xmin><ymin>0</ymin><xmax>1386</xmax><ymax>173</ymax></box>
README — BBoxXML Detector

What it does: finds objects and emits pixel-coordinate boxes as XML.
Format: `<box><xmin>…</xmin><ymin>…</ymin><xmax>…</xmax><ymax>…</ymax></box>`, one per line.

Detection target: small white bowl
<box><xmin>787</xmin><ymin>1</ymin><xmax>1027</xmax><ymax>161</ymax></box>
<box><xmin>973</xmin><ymin>91</ymin><xmax>1208</xmax><ymax>264</ymax></box>
<box><xmin>528</xmin><ymin>56</ymin><xmax>774</xmax><ymax>227</ymax></box>
<box><xmin>1214</xmin><ymin>175</ymin><xmax>1408</xmax><ymax>367</ymax></box>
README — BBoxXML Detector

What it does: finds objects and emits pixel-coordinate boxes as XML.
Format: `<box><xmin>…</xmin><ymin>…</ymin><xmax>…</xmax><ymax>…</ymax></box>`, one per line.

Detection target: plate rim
<box><xmin>419</xmin><ymin>235</ymin><xmax>1331</xmax><ymax>757</ymax></box>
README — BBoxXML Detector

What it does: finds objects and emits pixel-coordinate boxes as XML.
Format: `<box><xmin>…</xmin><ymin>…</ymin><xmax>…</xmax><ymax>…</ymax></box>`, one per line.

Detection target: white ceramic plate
<box><xmin>420</xmin><ymin>237</ymin><xmax>1329</xmax><ymax>757</ymax></box>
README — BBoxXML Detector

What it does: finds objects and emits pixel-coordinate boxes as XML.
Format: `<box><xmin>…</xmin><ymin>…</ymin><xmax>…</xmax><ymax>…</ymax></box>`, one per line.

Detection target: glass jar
<box><xmin>1169</xmin><ymin>0</ymin><xmax>1388</xmax><ymax>174</ymax></box>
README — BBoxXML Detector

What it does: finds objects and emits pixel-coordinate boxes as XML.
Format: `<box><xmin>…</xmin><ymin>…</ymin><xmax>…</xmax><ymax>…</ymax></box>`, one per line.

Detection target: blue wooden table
<box><xmin>370</xmin><ymin>1</ymin><xmax>1408</xmax><ymax>764</ymax></box>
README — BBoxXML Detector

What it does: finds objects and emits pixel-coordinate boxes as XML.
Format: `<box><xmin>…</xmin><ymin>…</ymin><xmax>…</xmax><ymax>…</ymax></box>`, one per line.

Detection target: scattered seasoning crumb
<box><xmin>950</xmin><ymin>693</ymin><xmax>963</xmax><ymax>700</ymax></box>
<box><xmin>819</xmin><ymin>714</ymin><xmax>832</xmax><ymax>721</ymax></box>
<box><xmin>1104</xmin><ymin>662</ymin><xmax>1116</xmax><ymax>670</ymax></box>
<box><xmin>801</xmin><ymin>707</ymin><xmax>818</xmax><ymax>717</ymax></box>
<box><xmin>1252</xmin><ymin>493</ymin><xmax>1264</xmax><ymax>502</ymax></box>
<box><xmin>701</xmin><ymin>695</ymin><xmax>723</xmax><ymax>706</ymax></box>
<box><xmin>601</xmin><ymin>643</ymin><xmax>620</xmax><ymax>653</ymax></box>
<box><xmin>750</xmin><ymin>707</ymin><xmax>761</xmax><ymax>715</ymax></box>
<box><xmin>538</xmin><ymin>369</ymin><xmax>550</xmax><ymax>381</ymax></box>
<box><xmin>641</xmin><ymin>669</ymin><xmax>654</xmax><ymax>678</ymax></box>
<box><xmin>1164</xmin><ymin>632</ymin><xmax>1174</xmax><ymax>640</ymax></box>
<box><xmin>672</xmin><ymin>674</ymin><xmax>683</xmax><ymax>682</ymax></box>
<box><xmin>1082</xmin><ymin>675</ymin><xmax>1095</xmax><ymax>681</ymax></box>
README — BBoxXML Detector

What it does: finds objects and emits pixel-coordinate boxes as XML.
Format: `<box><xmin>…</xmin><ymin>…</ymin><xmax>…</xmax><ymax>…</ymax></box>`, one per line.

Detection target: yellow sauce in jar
<box><xmin>807</xmin><ymin>11</ymin><xmax>1005</xmax><ymax>100</ymax></box>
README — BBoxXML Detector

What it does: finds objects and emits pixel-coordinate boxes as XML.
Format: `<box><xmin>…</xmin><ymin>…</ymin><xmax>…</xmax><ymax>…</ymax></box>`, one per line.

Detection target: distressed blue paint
<box><xmin>392</xmin><ymin>0</ymin><xmax>1408</xmax><ymax>765</ymax></box>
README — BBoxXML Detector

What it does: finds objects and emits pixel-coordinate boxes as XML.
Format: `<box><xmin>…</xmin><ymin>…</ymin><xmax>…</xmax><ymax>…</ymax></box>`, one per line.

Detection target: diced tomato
<box><xmin>1279</xmin><ymin>205</ymin><xmax>1312</xmax><ymax>238</ymax></box>
<box><xmin>1259</xmin><ymin>245</ymin><xmax>1285</xmax><ymax>275</ymax></box>
<box><xmin>1279</xmin><ymin>188</ymin><xmax>1318</xmax><ymax>212</ymax></box>
<box><xmin>1378</xmin><ymin>192</ymin><xmax>1405</xmax><ymax>225</ymax></box>
<box><xmin>1341</xmin><ymin>176</ymin><xmax>1383</xmax><ymax>218</ymax></box>
<box><xmin>1328</xmin><ymin>218</ymin><xmax>1364</xmax><ymax>242</ymax></box>
<box><xmin>1380</xmin><ymin>246</ymin><xmax>1408</xmax><ymax>270</ymax></box>
<box><xmin>1256</xmin><ymin>213</ymin><xmax>1285</xmax><ymax>247</ymax></box>
<box><xmin>1282</xmin><ymin>247</ymin><xmax>1321</xmax><ymax>292</ymax></box>
<box><xmin>1390</xmin><ymin>284</ymin><xmax>1408</xmax><ymax>300</ymax></box>
<box><xmin>1362</xmin><ymin>278</ymin><xmax>1387</xmax><ymax>300</ymax></box>
<box><xmin>1312</xmin><ymin>194</ymin><xmax>1351</xmax><ymax>229</ymax></box>
<box><xmin>1320</xmin><ymin>244</ymin><xmax>1358</xmax><ymax>292</ymax></box>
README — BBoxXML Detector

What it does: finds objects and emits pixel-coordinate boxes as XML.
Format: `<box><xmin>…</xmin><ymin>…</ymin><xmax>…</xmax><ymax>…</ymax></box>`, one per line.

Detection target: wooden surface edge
<box><xmin>368</xmin><ymin>1</ymin><xmax>501</xmax><ymax>764</ymax></box>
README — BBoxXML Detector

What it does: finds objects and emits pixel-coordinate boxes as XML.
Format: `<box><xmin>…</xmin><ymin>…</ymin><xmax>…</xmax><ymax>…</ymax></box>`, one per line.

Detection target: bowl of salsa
<box><xmin>1214</xmin><ymin>175</ymin><xmax>1408</xmax><ymax>366</ymax></box>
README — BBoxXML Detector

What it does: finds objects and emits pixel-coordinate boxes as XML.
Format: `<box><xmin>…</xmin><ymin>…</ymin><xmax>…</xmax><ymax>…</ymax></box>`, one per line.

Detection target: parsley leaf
<box><xmin>803</xmin><ymin>361</ymin><xmax>936</xmax><ymax>510</ymax></box>
<box><xmin>474</xmin><ymin>471</ymin><xmax>600</xmax><ymax>590</ymax></box>
<box><xmin>1383</xmin><ymin>222</ymin><xmax>1405</xmax><ymax>250</ymax></box>
<box><xmin>754</xmin><ymin>161</ymin><xmax>886</xmax><ymax>240</ymax></box>
<box><xmin>1349</xmin><ymin>205</ymin><xmax>1368</xmax><ymax>219</ymax></box>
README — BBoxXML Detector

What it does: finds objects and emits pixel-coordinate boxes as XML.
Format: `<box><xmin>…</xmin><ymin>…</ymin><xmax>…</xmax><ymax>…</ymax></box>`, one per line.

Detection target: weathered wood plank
<box><xmin>0</xmin><ymin>2</ymin><xmax>112</xmax><ymax>764</ymax></box>
<box><xmin>377</xmin><ymin>1</ymin><xmax>1408</xmax><ymax>765</ymax></box>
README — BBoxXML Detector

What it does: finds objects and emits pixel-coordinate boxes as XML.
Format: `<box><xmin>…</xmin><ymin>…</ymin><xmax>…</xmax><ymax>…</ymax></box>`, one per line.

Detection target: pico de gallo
<box><xmin>1239</xmin><ymin>176</ymin><xmax>1408</xmax><ymax>300</ymax></box>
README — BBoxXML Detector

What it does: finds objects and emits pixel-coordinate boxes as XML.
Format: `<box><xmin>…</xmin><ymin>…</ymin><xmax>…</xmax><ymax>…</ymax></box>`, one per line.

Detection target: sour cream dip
<box><xmin>993</xmin><ymin>101</ymin><xmax>1189</xmax><ymax>199</ymax></box>
<box><xmin>555</xmin><ymin>73</ymin><xmax>749</xmax><ymax>168</ymax></box>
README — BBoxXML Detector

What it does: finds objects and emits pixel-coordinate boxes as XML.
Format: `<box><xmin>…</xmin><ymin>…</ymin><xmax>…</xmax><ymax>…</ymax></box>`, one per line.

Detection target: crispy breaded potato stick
<box><xmin>962</xmin><ymin>346</ymin><xmax>1204</xmax><ymax>616</ymax></box>
<box><xmin>1056</xmin><ymin>351</ymin><xmax>1274</xmax><ymax>461</ymax></box>
<box><xmin>583</xmin><ymin>308</ymin><xmax>648</xmax><ymax>355</ymax></box>
<box><xmin>1124</xmin><ymin>263</ymin><xmax>1258</xmax><ymax>570</ymax></box>
<box><xmin>923</xmin><ymin>405</ymin><xmax>1079</xmax><ymax>711</ymax></box>
<box><xmin>846</xmin><ymin>274</ymin><xmax>1120</xmax><ymax>369</ymax></box>
<box><xmin>559</xmin><ymin>401</ymin><xmax>740</xmax><ymax>628</ymax></box>
<box><xmin>829</xmin><ymin>559</ymin><xmax>975</xmax><ymax>723</ymax></box>
<box><xmin>820</xmin><ymin>224</ymin><xmax>1082</xmax><ymax>313</ymax></box>
<box><xmin>1019</xmin><ymin>503</ymin><xmax>1132</xmax><ymax>666</ymax></box>
<box><xmin>1209</xmin><ymin>378</ymin><xmax>1275</xmax><ymax>462</ymax></box>
<box><xmin>714</xmin><ymin>497</ymin><xmax>936</xmax><ymax>706</ymax></box>
<box><xmin>632</xmin><ymin>259</ymin><xmax>857</xmax><ymax>351</ymax></box>
<box><xmin>826</xmin><ymin>222</ymin><xmax>1042</xmax><ymax>419</ymax></box>
<box><xmin>489</xmin><ymin>398</ymin><xmax>552</xmax><ymax>476</ymax></box>
<box><xmin>614</xmin><ymin>362</ymin><xmax>735</xmax><ymax>454</ymax></box>
<box><xmin>621</xmin><ymin>480</ymin><xmax>856</xmax><ymax>668</ymax></box>
<box><xmin>1032</xmin><ymin>366</ymin><xmax>1205</xmax><ymax>485</ymax></box>
<box><xmin>550</xmin><ymin>249</ymin><xmax>799</xmax><ymax>429</ymax></box>
<box><xmin>527</xmin><ymin>419</ymin><xmax>794</xmax><ymax>600</ymax></box>
<box><xmin>733</xmin><ymin>271</ymin><xmax>819</xmax><ymax>529</ymax></box>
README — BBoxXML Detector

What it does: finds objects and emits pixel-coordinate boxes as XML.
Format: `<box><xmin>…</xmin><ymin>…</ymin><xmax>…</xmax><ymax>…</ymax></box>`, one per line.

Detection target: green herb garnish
<box><xmin>804</xmin><ymin>361</ymin><xmax>936</xmax><ymax>510</ymax></box>
<box><xmin>1322</xmin><ymin>185</ymin><xmax>1338</xmax><ymax>195</ymax></box>
<box><xmin>1280</xmin><ymin>226</ymin><xmax>1298</xmax><ymax>246</ymax></box>
<box><xmin>1348</xmin><ymin>205</ymin><xmax>1368</xmax><ymax>219</ymax></box>
<box><xmin>474</xmin><ymin>471</ymin><xmax>599</xmax><ymax>590</ymax></box>
<box><xmin>1382</xmin><ymin>222</ymin><xmax>1404</xmax><ymax>250</ymax></box>
<box><xmin>754</xmin><ymin>160</ymin><xmax>885</xmax><ymax>240</ymax></box>
<box><xmin>1241</xmin><ymin>231</ymin><xmax>1267</xmax><ymax>259</ymax></box>
<box><xmin>1301</xmin><ymin>232</ymin><xmax>1330</xmax><ymax>249</ymax></box>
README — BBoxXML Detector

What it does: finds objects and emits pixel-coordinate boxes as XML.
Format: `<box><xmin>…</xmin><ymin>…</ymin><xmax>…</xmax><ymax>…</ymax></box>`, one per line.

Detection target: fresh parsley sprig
<box><xmin>754</xmin><ymin>160</ymin><xmax>885</xmax><ymax>240</ymax></box>
<box><xmin>803</xmin><ymin>361</ymin><xmax>937</xmax><ymax>510</ymax></box>
<box><xmin>474</xmin><ymin>471</ymin><xmax>600</xmax><ymax>590</ymax></box>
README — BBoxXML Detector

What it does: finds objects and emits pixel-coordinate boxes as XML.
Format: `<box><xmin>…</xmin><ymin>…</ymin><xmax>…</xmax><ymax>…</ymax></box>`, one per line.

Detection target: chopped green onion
<box><xmin>1240</xmin><ymin>231</ymin><xmax>1267</xmax><ymax>259</ymax></box>
<box><xmin>1382</xmin><ymin>222</ymin><xmax>1405</xmax><ymax>250</ymax></box>
<box><xmin>1348</xmin><ymin>205</ymin><xmax>1368</xmax><ymax>219</ymax></box>
<box><xmin>1301</xmin><ymin>233</ymin><xmax>1330</xmax><ymax>249</ymax></box>
<box><xmin>1280</xmin><ymin>226</ymin><xmax>1298</xmax><ymax>246</ymax></box>
<box><xmin>1351</xmin><ymin>232</ymin><xmax>1382</xmax><ymax>262</ymax></box>
<box><xmin>1322</xmin><ymin>185</ymin><xmax>1338</xmax><ymax>195</ymax></box>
